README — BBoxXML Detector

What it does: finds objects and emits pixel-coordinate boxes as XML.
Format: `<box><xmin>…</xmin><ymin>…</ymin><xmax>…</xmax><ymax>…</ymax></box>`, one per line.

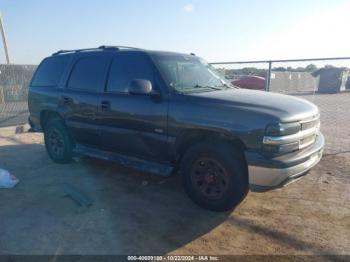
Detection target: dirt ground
<box><xmin>0</xmin><ymin>125</ymin><xmax>349</xmax><ymax>256</ymax></box>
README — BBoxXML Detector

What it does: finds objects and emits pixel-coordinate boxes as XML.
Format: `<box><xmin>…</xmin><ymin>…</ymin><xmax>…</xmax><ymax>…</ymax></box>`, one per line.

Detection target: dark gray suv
<box><xmin>28</xmin><ymin>46</ymin><xmax>324</xmax><ymax>211</ymax></box>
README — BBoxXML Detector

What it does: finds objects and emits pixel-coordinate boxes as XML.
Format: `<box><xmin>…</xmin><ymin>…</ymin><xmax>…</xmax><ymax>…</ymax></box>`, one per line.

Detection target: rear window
<box><xmin>67</xmin><ymin>55</ymin><xmax>110</xmax><ymax>92</ymax></box>
<box><xmin>31</xmin><ymin>56</ymin><xmax>69</xmax><ymax>87</ymax></box>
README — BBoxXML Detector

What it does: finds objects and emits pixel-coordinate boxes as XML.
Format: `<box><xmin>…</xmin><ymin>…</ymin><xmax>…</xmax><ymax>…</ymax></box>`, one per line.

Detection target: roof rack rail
<box><xmin>98</xmin><ymin>45</ymin><xmax>141</xmax><ymax>50</ymax></box>
<box><xmin>52</xmin><ymin>45</ymin><xmax>141</xmax><ymax>56</ymax></box>
<box><xmin>52</xmin><ymin>48</ymin><xmax>100</xmax><ymax>56</ymax></box>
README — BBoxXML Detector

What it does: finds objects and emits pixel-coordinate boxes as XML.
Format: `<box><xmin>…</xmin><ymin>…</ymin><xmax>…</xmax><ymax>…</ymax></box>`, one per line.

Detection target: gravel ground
<box><xmin>0</xmin><ymin>126</ymin><xmax>349</xmax><ymax>256</ymax></box>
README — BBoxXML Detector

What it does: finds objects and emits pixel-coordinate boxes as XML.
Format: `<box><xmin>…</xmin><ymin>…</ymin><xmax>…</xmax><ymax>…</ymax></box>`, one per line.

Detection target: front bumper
<box><xmin>245</xmin><ymin>132</ymin><xmax>325</xmax><ymax>192</ymax></box>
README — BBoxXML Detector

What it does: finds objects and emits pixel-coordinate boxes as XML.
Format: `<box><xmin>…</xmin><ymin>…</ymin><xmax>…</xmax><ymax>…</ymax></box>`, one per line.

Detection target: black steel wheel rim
<box><xmin>48</xmin><ymin>128</ymin><xmax>64</xmax><ymax>157</ymax></box>
<box><xmin>190</xmin><ymin>158</ymin><xmax>229</xmax><ymax>200</ymax></box>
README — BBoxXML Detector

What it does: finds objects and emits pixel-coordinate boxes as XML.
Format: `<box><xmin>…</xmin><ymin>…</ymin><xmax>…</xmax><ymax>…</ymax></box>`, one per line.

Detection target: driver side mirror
<box><xmin>129</xmin><ymin>79</ymin><xmax>155</xmax><ymax>95</ymax></box>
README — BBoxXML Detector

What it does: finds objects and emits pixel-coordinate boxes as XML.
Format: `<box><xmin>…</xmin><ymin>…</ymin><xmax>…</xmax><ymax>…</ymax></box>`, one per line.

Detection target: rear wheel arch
<box><xmin>40</xmin><ymin>110</ymin><xmax>75</xmax><ymax>146</ymax></box>
<box><xmin>40</xmin><ymin>110</ymin><xmax>64</xmax><ymax>131</ymax></box>
<box><xmin>44</xmin><ymin>118</ymin><xmax>74</xmax><ymax>164</ymax></box>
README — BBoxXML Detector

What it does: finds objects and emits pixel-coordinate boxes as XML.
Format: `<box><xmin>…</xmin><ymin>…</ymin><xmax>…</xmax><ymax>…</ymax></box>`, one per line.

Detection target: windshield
<box><xmin>152</xmin><ymin>54</ymin><xmax>233</xmax><ymax>93</ymax></box>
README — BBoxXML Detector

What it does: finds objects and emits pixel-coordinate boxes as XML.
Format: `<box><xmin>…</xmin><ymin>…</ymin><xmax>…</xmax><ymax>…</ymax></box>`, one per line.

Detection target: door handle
<box><xmin>62</xmin><ymin>96</ymin><xmax>72</xmax><ymax>105</ymax></box>
<box><xmin>100</xmin><ymin>101</ymin><xmax>110</xmax><ymax>110</ymax></box>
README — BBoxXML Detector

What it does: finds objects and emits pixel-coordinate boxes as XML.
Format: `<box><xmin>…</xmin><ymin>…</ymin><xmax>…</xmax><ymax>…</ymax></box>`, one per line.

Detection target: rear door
<box><xmin>60</xmin><ymin>52</ymin><xmax>111</xmax><ymax>147</ymax></box>
<box><xmin>96</xmin><ymin>52</ymin><xmax>169</xmax><ymax>162</ymax></box>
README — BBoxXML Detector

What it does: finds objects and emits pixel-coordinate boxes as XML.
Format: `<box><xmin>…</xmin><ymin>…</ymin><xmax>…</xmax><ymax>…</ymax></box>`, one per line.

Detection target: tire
<box><xmin>180</xmin><ymin>141</ymin><xmax>248</xmax><ymax>212</ymax></box>
<box><xmin>44</xmin><ymin>118</ymin><xmax>74</xmax><ymax>164</ymax></box>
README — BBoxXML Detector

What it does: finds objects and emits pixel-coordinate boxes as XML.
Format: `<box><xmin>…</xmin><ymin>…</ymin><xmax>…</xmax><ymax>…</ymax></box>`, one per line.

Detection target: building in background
<box><xmin>312</xmin><ymin>67</ymin><xmax>350</xmax><ymax>94</ymax></box>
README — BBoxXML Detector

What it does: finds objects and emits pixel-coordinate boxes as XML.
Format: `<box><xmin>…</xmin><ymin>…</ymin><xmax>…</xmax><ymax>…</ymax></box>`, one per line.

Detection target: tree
<box><xmin>273</xmin><ymin>67</ymin><xmax>287</xmax><ymax>72</ymax></box>
<box><xmin>305</xmin><ymin>64</ymin><xmax>317</xmax><ymax>72</ymax></box>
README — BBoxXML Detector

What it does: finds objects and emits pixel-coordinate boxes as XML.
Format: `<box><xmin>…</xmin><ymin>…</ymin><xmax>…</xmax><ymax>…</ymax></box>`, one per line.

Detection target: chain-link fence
<box><xmin>211</xmin><ymin>57</ymin><xmax>350</xmax><ymax>155</ymax></box>
<box><xmin>0</xmin><ymin>64</ymin><xmax>36</xmax><ymax>127</ymax></box>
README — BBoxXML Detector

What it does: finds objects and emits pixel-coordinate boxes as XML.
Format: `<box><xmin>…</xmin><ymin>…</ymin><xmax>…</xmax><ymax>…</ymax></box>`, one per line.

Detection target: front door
<box><xmin>96</xmin><ymin>52</ymin><xmax>169</xmax><ymax>162</ymax></box>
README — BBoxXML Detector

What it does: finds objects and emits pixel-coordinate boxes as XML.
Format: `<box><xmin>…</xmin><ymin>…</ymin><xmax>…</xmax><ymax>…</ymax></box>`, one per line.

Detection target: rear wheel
<box><xmin>180</xmin><ymin>141</ymin><xmax>248</xmax><ymax>212</ymax></box>
<box><xmin>44</xmin><ymin>118</ymin><xmax>73</xmax><ymax>164</ymax></box>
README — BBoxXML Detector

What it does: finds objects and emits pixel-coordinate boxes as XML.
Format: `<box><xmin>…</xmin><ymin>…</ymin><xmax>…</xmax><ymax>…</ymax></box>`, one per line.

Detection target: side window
<box><xmin>107</xmin><ymin>53</ymin><xmax>154</xmax><ymax>93</ymax></box>
<box><xmin>67</xmin><ymin>55</ymin><xmax>109</xmax><ymax>92</ymax></box>
<box><xmin>31</xmin><ymin>56</ymin><xmax>69</xmax><ymax>87</ymax></box>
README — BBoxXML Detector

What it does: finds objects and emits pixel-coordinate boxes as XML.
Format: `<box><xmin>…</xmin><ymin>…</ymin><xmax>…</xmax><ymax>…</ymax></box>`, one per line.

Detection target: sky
<box><xmin>0</xmin><ymin>0</ymin><xmax>350</xmax><ymax>65</ymax></box>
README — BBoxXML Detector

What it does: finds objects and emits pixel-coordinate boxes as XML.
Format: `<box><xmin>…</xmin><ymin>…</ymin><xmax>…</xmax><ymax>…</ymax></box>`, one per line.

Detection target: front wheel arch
<box><xmin>175</xmin><ymin>129</ymin><xmax>247</xmax><ymax>163</ymax></box>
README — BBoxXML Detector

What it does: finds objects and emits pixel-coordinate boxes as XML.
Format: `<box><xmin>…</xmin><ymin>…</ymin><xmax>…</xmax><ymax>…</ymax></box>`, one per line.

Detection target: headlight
<box><xmin>263</xmin><ymin>122</ymin><xmax>301</xmax><ymax>155</ymax></box>
<box><xmin>265</xmin><ymin>122</ymin><xmax>300</xmax><ymax>136</ymax></box>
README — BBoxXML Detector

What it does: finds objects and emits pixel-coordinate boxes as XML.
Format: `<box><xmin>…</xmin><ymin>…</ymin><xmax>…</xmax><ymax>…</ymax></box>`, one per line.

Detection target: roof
<box><xmin>312</xmin><ymin>67</ymin><xmax>349</xmax><ymax>77</ymax></box>
<box><xmin>51</xmin><ymin>45</ymin><xmax>194</xmax><ymax>58</ymax></box>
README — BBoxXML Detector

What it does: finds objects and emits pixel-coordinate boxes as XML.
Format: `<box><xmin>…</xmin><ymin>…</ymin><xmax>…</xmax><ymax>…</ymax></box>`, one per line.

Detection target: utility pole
<box><xmin>0</xmin><ymin>13</ymin><xmax>10</xmax><ymax>64</ymax></box>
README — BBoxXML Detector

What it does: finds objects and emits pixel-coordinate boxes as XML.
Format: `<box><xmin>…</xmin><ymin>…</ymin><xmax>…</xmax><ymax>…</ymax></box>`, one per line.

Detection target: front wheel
<box><xmin>44</xmin><ymin>118</ymin><xmax>74</xmax><ymax>164</ymax></box>
<box><xmin>180</xmin><ymin>141</ymin><xmax>248</xmax><ymax>212</ymax></box>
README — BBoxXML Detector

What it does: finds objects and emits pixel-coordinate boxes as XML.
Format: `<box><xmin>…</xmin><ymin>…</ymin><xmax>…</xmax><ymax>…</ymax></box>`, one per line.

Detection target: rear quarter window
<box><xmin>31</xmin><ymin>56</ymin><xmax>70</xmax><ymax>87</ymax></box>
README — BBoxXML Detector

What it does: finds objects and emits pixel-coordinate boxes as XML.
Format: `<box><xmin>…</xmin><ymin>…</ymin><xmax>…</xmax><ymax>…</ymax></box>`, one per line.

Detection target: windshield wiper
<box><xmin>219</xmin><ymin>80</ymin><xmax>234</xmax><ymax>89</ymax></box>
<box><xmin>193</xmin><ymin>84</ymin><xmax>223</xmax><ymax>90</ymax></box>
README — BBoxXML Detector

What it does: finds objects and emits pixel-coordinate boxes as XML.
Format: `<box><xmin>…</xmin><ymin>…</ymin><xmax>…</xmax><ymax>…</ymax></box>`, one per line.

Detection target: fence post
<box><xmin>0</xmin><ymin>86</ymin><xmax>4</xmax><ymax>104</ymax></box>
<box><xmin>265</xmin><ymin>61</ymin><xmax>272</xmax><ymax>92</ymax></box>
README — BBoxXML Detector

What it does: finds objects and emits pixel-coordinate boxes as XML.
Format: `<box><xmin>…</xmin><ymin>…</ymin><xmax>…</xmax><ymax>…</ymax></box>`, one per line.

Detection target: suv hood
<box><xmin>189</xmin><ymin>89</ymin><xmax>319</xmax><ymax>122</ymax></box>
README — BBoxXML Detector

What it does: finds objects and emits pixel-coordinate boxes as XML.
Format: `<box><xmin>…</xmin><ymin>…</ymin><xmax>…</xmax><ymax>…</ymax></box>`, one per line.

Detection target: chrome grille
<box><xmin>263</xmin><ymin>114</ymin><xmax>320</xmax><ymax>150</ymax></box>
<box><xmin>300</xmin><ymin>134</ymin><xmax>316</xmax><ymax>149</ymax></box>
<box><xmin>301</xmin><ymin>118</ymin><xmax>319</xmax><ymax>131</ymax></box>
<box><xmin>299</xmin><ymin>115</ymin><xmax>320</xmax><ymax>149</ymax></box>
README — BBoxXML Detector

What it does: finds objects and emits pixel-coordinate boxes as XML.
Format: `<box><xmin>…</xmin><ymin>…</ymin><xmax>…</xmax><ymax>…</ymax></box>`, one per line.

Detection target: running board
<box><xmin>74</xmin><ymin>145</ymin><xmax>174</xmax><ymax>177</ymax></box>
